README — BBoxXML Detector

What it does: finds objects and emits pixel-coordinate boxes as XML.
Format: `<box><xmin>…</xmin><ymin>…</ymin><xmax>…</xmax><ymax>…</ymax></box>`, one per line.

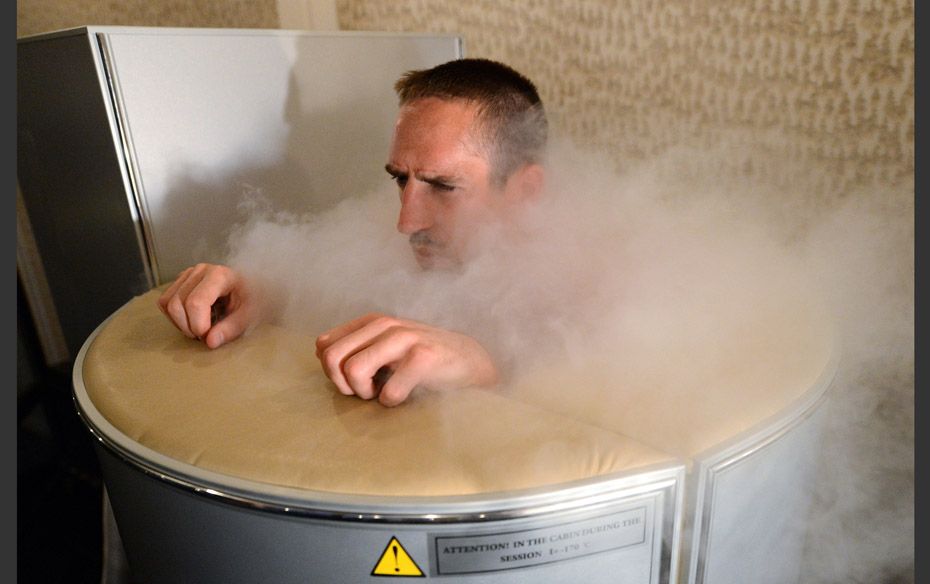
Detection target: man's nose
<box><xmin>396</xmin><ymin>185</ymin><xmax>432</xmax><ymax>235</ymax></box>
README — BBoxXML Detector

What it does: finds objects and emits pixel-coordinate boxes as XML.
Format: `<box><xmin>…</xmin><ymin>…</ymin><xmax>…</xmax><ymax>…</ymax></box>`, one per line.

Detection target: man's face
<box><xmin>386</xmin><ymin>98</ymin><xmax>511</xmax><ymax>269</ymax></box>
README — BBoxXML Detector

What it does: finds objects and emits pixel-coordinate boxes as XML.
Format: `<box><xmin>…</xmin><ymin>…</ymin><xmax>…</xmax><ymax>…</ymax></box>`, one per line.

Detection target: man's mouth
<box><xmin>409</xmin><ymin>232</ymin><xmax>439</xmax><ymax>253</ymax></box>
<box><xmin>409</xmin><ymin>231</ymin><xmax>448</xmax><ymax>268</ymax></box>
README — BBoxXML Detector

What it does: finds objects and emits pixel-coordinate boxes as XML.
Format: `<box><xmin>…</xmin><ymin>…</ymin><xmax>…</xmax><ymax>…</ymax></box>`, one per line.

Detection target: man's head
<box><xmin>394</xmin><ymin>58</ymin><xmax>548</xmax><ymax>186</ymax></box>
<box><xmin>386</xmin><ymin>58</ymin><xmax>548</xmax><ymax>269</ymax></box>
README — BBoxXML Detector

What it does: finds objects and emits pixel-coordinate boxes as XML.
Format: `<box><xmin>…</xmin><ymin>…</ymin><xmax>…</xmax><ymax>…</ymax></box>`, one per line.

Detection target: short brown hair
<box><xmin>394</xmin><ymin>58</ymin><xmax>547</xmax><ymax>186</ymax></box>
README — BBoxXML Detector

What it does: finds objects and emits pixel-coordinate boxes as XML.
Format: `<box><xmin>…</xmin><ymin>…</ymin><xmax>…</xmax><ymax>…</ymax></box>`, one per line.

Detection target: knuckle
<box><xmin>371</xmin><ymin>315</ymin><xmax>399</xmax><ymax>329</ymax></box>
<box><xmin>399</xmin><ymin>327</ymin><xmax>420</xmax><ymax>341</ymax></box>
<box><xmin>182</xmin><ymin>295</ymin><xmax>206</xmax><ymax>313</ymax></box>
<box><xmin>408</xmin><ymin>343</ymin><xmax>436</xmax><ymax>364</ymax></box>
<box><xmin>319</xmin><ymin>346</ymin><xmax>340</xmax><ymax>371</ymax></box>
<box><xmin>187</xmin><ymin>286</ymin><xmax>215</xmax><ymax>306</ymax></box>
<box><xmin>386</xmin><ymin>327</ymin><xmax>418</xmax><ymax>346</ymax></box>
<box><xmin>166</xmin><ymin>294</ymin><xmax>184</xmax><ymax>315</ymax></box>
<box><xmin>343</xmin><ymin>358</ymin><xmax>366</xmax><ymax>383</ymax></box>
<box><xmin>208</xmin><ymin>263</ymin><xmax>230</xmax><ymax>277</ymax></box>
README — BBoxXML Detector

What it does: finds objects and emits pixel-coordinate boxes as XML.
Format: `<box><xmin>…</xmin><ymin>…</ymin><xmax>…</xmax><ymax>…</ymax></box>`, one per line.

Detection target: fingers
<box><xmin>157</xmin><ymin>266</ymin><xmax>193</xmax><ymax>315</ymax></box>
<box><xmin>204</xmin><ymin>300</ymin><xmax>252</xmax><ymax>349</ymax></box>
<box><xmin>161</xmin><ymin>266</ymin><xmax>204</xmax><ymax>338</ymax></box>
<box><xmin>319</xmin><ymin>323</ymin><xmax>428</xmax><ymax>405</ymax></box>
<box><xmin>316</xmin><ymin>315</ymin><xmax>408</xmax><ymax>398</ymax></box>
<box><xmin>155</xmin><ymin>264</ymin><xmax>247</xmax><ymax>347</ymax></box>
<box><xmin>315</xmin><ymin>313</ymin><xmax>385</xmax><ymax>358</ymax></box>
<box><xmin>340</xmin><ymin>328</ymin><xmax>420</xmax><ymax>399</ymax></box>
<box><xmin>315</xmin><ymin>315</ymin><xmax>498</xmax><ymax>407</ymax></box>
<box><xmin>183</xmin><ymin>266</ymin><xmax>240</xmax><ymax>338</ymax></box>
<box><xmin>378</xmin><ymin>345</ymin><xmax>435</xmax><ymax>407</ymax></box>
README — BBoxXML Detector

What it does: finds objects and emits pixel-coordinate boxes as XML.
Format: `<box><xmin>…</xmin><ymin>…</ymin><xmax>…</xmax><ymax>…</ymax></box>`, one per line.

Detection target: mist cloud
<box><xmin>223</xmin><ymin>132</ymin><xmax>912</xmax><ymax>583</ymax></box>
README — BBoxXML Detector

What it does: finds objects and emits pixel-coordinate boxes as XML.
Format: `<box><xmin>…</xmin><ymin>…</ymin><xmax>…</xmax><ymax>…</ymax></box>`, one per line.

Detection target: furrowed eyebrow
<box><xmin>385</xmin><ymin>164</ymin><xmax>405</xmax><ymax>177</ymax></box>
<box><xmin>385</xmin><ymin>164</ymin><xmax>459</xmax><ymax>187</ymax></box>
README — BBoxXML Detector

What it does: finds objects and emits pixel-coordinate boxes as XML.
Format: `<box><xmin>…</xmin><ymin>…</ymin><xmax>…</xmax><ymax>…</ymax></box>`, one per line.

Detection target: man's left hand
<box><xmin>315</xmin><ymin>314</ymin><xmax>499</xmax><ymax>407</ymax></box>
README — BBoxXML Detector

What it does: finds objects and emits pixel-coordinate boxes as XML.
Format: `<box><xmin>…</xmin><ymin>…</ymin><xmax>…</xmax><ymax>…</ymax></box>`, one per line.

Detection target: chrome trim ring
<box><xmin>72</xmin><ymin>308</ymin><xmax>685</xmax><ymax>526</ymax></box>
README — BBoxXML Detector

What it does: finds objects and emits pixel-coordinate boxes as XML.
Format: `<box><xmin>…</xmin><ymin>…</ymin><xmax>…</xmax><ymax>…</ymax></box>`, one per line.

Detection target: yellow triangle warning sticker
<box><xmin>370</xmin><ymin>536</ymin><xmax>425</xmax><ymax>577</ymax></box>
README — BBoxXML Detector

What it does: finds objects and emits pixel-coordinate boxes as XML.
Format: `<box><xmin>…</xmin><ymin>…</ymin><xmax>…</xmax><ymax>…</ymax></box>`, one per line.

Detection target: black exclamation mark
<box><xmin>392</xmin><ymin>544</ymin><xmax>399</xmax><ymax>572</ymax></box>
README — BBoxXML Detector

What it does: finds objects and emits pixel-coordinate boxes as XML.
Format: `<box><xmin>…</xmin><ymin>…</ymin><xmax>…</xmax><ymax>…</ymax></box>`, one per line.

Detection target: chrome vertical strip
<box><xmin>94</xmin><ymin>32</ymin><xmax>160</xmax><ymax>286</ymax></box>
<box><xmin>659</xmin><ymin>466</ymin><xmax>685</xmax><ymax>584</ymax></box>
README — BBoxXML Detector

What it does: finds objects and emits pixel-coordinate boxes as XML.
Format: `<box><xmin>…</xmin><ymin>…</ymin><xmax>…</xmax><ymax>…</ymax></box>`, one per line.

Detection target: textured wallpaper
<box><xmin>336</xmin><ymin>0</ymin><xmax>913</xmax><ymax>199</ymax></box>
<box><xmin>16</xmin><ymin>0</ymin><xmax>278</xmax><ymax>38</ymax></box>
<box><xmin>17</xmin><ymin>0</ymin><xmax>914</xmax><ymax>197</ymax></box>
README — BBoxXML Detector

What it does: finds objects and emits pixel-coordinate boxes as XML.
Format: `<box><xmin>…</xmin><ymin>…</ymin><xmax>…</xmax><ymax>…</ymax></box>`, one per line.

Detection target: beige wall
<box><xmin>336</xmin><ymin>0</ymin><xmax>913</xmax><ymax>199</ymax></box>
<box><xmin>16</xmin><ymin>0</ymin><xmax>278</xmax><ymax>38</ymax></box>
<box><xmin>18</xmin><ymin>0</ymin><xmax>913</xmax><ymax>199</ymax></box>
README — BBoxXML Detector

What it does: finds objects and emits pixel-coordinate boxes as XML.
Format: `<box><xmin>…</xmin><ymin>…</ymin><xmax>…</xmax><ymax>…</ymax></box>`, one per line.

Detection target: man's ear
<box><xmin>505</xmin><ymin>163</ymin><xmax>545</xmax><ymax>204</ymax></box>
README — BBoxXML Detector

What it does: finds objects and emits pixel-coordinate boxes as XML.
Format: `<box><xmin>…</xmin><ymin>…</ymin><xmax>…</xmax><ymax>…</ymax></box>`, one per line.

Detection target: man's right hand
<box><xmin>157</xmin><ymin>263</ymin><xmax>255</xmax><ymax>349</ymax></box>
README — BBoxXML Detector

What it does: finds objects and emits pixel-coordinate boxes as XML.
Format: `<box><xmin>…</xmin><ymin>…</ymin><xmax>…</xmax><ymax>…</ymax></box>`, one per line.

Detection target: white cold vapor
<box><xmin>795</xmin><ymin>188</ymin><xmax>914</xmax><ymax>584</ymax></box>
<box><xmin>225</xmin><ymin>138</ymin><xmax>828</xmax><ymax>380</ymax></box>
<box><xmin>222</xmin><ymin>132</ymin><xmax>912</xmax><ymax>583</ymax></box>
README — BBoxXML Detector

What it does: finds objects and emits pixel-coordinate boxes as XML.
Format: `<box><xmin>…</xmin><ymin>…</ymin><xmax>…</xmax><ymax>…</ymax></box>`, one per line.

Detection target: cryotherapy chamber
<box><xmin>71</xmin><ymin>288</ymin><xmax>834</xmax><ymax>584</ymax></box>
<box><xmin>18</xmin><ymin>27</ymin><xmax>836</xmax><ymax>584</ymax></box>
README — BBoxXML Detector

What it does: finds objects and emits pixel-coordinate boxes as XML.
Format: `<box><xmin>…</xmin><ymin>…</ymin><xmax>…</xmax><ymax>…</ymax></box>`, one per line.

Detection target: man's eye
<box><xmin>392</xmin><ymin>175</ymin><xmax>407</xmax><ymax>188</ymax></box>
<box><xmin>431</xmin><ymin>183</ymin><xmax>455</xmax><ymax>192</ymax></box>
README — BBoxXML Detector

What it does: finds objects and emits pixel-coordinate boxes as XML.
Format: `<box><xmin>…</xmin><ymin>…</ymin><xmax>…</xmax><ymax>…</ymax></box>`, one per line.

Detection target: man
<box><xmin>158</xmin><ymin>58</ymin><xmax>547</xmax><ymax>407</ymax></box>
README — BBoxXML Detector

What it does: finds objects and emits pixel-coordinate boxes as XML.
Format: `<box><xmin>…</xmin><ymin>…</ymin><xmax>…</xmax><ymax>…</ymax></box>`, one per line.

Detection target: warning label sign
<box><xmin>433</xmin><ymin>506</ymin><xmax>647</xmax><ymax>575</ymax></box>
<box><xmin>371</xmin><ymin>536</ymin><xmax>425</xmax><ymax>578</ymax></box>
